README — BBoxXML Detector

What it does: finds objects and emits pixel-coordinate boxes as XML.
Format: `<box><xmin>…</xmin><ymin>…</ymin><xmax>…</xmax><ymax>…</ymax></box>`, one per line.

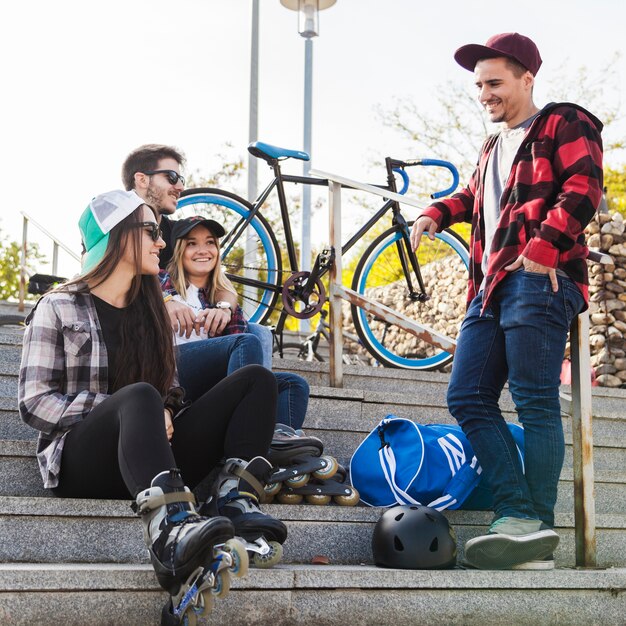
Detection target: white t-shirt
<box><xmin>480</xmin><ymin>113</ymin><xmax>539</xmax><ymax>289</ymax></box>
<box><xmin>172</xmin><ymin>284</ymin><xmax>209</xmax><ymax>346</ymax></box>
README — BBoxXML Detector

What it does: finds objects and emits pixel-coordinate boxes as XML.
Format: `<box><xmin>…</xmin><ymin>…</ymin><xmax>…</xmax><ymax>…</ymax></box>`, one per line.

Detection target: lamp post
<box><xmin>244</xmin><ymin>0</ymin><xmax>260</xmax><ymax>317</ymax></box>
<box><xmin>280</xmin><ymin>0</ymin><xmax>336</xmax><ymax>332</ymax></box>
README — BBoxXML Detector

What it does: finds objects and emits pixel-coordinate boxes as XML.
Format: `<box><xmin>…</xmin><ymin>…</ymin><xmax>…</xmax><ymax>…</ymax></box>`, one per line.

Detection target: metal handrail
<box><xmin>18</xmin><ymin>211</ymin><xmax>80</xmax><ymax>312</ymax></box>
<box><xmin>315</xmin><ymin>166</ymin><xmax>599</xmax><ymax>568</ymax></box>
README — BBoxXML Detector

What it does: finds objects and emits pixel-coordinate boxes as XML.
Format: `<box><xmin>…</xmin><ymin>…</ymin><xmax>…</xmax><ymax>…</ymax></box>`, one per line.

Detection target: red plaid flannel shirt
<box><xmin>422</xmin><ymin>102</ymin><xmax>603</xmax><ymax>311</ymax></box>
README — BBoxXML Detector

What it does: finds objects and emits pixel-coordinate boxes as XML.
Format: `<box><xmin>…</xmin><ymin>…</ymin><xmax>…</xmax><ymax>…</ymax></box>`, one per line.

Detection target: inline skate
<box><xmin>275</xmin><ymin>463</ymin><xmax>360</xmax><ymax>506</ymax></box>
<box><xmin>265</xmin><ymin>425</ymin><xmax>349</xmax><ymax>501</ymax></box>
<box><xmin>202</xmin><ymin>456</ymin><xmax>288</xmax><ymax>568</ymax></box>
<box><xmin>135</xmin><ymin>468</ymin><xmax>248</xmax><ymax>626</ymax></box>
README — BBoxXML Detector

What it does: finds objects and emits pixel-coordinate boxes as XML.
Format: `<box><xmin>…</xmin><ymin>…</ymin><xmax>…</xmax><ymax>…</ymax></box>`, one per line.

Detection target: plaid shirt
<box><xmin>18</xmin><ymin>284</ymin><xmax>110</xmax><ymax>488</ymax></box>
<box><xmin>18</xmin><ymin>283</ymin><xmax>181</xmax><ymax>489</ymax></box>
<box><xmin>159</xmin><ymin>270</ymin><xmax>248</xmax><ymax>334</ymax></box>
<box><xmin>422</xmin><ymin>102</ymin><xmax>603</xmax><ymax>311</ymax></box>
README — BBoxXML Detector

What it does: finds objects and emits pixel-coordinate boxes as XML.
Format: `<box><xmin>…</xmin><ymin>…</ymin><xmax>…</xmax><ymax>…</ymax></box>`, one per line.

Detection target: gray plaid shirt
<box><xmin>18</xmin><ymin>283</ymin><xmax>109</xmax><ymax>488</ymax></box>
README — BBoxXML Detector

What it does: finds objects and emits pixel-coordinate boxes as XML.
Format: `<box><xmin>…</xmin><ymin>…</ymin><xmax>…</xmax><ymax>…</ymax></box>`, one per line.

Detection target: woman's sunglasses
<box><xmin>132</xmin><ymin>222</ymin><xmax>162</xmax><ymax>242</ymax></box>
<box><xmin>142</xmin><ymin>169</ymin><xmax>186</xmax><ymax>186</ymax></box>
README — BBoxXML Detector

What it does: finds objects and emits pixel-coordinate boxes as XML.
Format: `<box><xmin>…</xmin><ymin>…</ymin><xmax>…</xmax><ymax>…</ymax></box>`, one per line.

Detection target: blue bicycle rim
<box><xmin>356</xmin><ymin>230</ymin><xmax>469</xmax><ymax>369</ymax></box>
<box><xmin>177</xmin><ymin>193</ymin><xmax>278</xmax><ymax>323</ymax></box>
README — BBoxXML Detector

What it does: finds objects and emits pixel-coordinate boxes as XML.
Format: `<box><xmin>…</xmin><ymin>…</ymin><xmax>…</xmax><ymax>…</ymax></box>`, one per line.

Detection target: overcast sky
<box><xmin>2</xmin><ymin>0</ymin><xmax>624</xmax><ymax>277</ymax></box>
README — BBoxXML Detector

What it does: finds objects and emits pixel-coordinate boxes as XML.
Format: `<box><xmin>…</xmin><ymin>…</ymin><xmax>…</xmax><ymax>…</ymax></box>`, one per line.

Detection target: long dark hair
<box><xmin>63</xmin><ymin>207</ymin><xmax>176</xmax><ymax>395</ymax></box>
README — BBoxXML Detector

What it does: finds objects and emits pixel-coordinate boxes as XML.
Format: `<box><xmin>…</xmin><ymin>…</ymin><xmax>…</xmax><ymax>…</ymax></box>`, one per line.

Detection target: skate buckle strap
<box><xmin>230</xmin><ymin>464</ymin><xmax>269</xmax><ymax>504</ymax></box>
<box><xmin>135</xmin><ymin>491</ymin><xmax>197</xmax><ymax>515</ymax></box>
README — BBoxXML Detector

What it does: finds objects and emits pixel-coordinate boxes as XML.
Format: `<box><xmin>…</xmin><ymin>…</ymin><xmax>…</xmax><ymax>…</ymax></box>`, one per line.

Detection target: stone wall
<box><xmin>585</xmin><ymin>212</ymin><xmax>626</xmax><ymax>387</ymax></box>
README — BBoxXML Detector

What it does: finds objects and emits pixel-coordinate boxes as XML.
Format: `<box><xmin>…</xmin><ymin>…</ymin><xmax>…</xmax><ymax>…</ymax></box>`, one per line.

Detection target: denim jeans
<box><xmin>274</xmin><ymin>372</ymin><xmax>310</xmax><ymax>430</ymax></box>
<box><xmin>176</xmin><ymin>332</ymin><xmax>309</xmax><ymax>430</ymax></box>
<box><xmin>248</xmin><ymin>323</ymin><xmax>273</xmax><ymax>369</ymax></box>
<box><xmin>176</xmin><ymin>334</ymin><xmax>264</xmax><ymax>401</ymax></box>
<box><xmin>447</xmin><ymin>271</ymin><xmax>584</xmax><ymax>527</ymax></box>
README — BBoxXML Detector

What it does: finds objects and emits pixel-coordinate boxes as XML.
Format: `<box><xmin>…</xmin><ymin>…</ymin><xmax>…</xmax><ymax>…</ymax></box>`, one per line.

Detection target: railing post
<box><xmin>52</xmin><ymin>242</ymin><xmax>59</xmax><ymax>276</ymax></box>
<box><xmin>569</xmin><ymin>309</ymin><xmax>597</xmax><ymax>567</ymax></box>
<box><xmin>328</xmin><ymin>180</ymin><xmax>343</xmax><ymax>388</ymax></box>
<box><xmin>18</xmin><ymin>216</ymin><xmax>28</xmax><ymax>313</ymax></box>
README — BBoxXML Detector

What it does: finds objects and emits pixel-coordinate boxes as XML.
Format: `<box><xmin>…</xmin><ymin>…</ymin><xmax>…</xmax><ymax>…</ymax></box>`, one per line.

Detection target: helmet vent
<box><xmin>429</xmin><ymin>537</ymin><xmax>439</xmax><ymax>552</ymax></box>
<box><xmin>394</xmin><ymin>512</ymin><xmax>405</xmax><ymax>522</ymax></box>
<box><xmin>394</xmin><ymin>536</ymin><xmax>405</xmax><ymax>552</ymax></box>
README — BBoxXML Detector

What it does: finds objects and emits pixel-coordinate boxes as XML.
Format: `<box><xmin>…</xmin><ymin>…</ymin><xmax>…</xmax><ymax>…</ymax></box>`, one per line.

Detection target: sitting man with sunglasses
<box><xmin>121</xmin><ymin>144</ymin><xmax>267</xmax><ymax>384</ymax></box>
<box><xmin>120</xmin><ymin>146</ymin><xmax>308</xmax><ymax>431</ymax></box>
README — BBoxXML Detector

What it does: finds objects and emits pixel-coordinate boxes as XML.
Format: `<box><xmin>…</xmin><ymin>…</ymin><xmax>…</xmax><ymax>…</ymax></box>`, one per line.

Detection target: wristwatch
<box><xmin>215</xmin><ymin>301</ymin><xmax>232</xmax><ymax>310</ymax></box>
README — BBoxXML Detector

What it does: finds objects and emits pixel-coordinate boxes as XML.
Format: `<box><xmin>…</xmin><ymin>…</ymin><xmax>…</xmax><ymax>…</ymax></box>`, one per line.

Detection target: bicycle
<box><xmin>177</xmin><ymin>141</ymin><xmax>470</xmax><ymax>370</ymax></box>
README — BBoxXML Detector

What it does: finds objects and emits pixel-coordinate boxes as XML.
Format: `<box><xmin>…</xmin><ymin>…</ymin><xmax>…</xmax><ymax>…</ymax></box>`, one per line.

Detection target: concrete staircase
<box><xmin>0</xmin><ymin>319</ymin><xmax>625</xmax><ymax>625</ymax></box>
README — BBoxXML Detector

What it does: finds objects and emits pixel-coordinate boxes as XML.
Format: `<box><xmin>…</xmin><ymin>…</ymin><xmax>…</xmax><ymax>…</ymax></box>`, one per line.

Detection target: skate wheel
<box><xmin>276</xmin><ymin>491</ymin><xmax>304</xmax><ymax>504</ymax></box>
<box><xmin>181</xmin><ymin>609</ymin><xmax>198</xmax><ymax>626</ymax></box>
<box><xmin>190</xmin><ymin>590</ymin><xmax>214</xmax><ymax>619</ymax></box>
<box><xmin>285</xmin><ymin>473</ymin><xmax>309</xmax><ymax>488</ymax></box>
<box><xmin>223</xmin><ymin>538</ymin><xmax>249</xmax><ymax>578</ymax></box>
<box><xmin>252</xmin><ymin>541</ymin><xmax>283</xmax><ymax>568</ymax></box>
<box><xmin>265</xmin><ymin>481</ymin><xmax>282</xmax><ymax>497</ymax></box>
<box><xmin>210</xmin><ymin>570</ymin><xmax>231</xmax><ymax>598</ymax></box>
<box><xmin>277</xmin><ymin>491</ymin><xmax>303</xmax><ymax>505</ymax></box>
<box><xmin>312</xmin><ymin>455</ymin><xmax>338</xmax><ymax>480</ymax></box>
<box><xmin>305</xmin><ymin>493</ymin><xmax>331</xmax><ymax>505</ymax></box>
<box><xmin>334</xmin><ymin>487</ymin><xmax>360</xmax><ymax>506</ymax></box>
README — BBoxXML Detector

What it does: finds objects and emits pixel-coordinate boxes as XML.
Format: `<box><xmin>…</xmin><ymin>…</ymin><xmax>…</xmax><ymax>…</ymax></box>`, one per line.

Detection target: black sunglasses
<box><xmin>132</xmin><ymin>222</ymin><xmax>162</xmax><ymax>242</ymax></box>
<box><xmin>142</xmin><ymin>169</ymin><xmax>185</xmax><ymax>186</ymax></box>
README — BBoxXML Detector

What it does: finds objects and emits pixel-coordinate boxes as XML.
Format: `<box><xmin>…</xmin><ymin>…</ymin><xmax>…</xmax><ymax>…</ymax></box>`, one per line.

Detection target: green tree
<box><xmin>0</xmin><ymin>229</ymin><xmax>46</xmax><ymax>301</ymax></box>
<box><xmin>605</xmin><ymin>165</ymin><xmax>626</xmax><ymax>216</ymax></box>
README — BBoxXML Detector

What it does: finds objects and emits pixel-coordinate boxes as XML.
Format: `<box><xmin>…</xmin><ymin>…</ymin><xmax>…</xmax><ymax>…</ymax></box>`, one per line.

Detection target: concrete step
<box><xmin>1</xmin><ymin>563</ymin><xmax>625</xmax><ymax>626</ymax></box>
<box><xmin>3</xmin><ymin>333</ymin><xmax>626</xmax><ymax>416</ymax></box>
<box><xmin>2</xmin><ymin>433</ymin><xmax>625</xmax><ymax>508</ymax></box>
<box><xmin>1</xmin><ymin>496</ymin><xmax>625</xmax><ymax>569</ymax></box>
<box><xmin>3</xmin><ymin>373</ymin><xmax>626</xmax><ymax>440</ymax></box>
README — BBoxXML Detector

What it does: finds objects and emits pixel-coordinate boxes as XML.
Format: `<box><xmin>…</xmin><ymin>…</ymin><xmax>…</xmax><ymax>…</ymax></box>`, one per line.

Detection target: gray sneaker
<box><xmin>465</xmin><ymin>517</ymin><xmax>559</xmax><ymax>570</ymax></box>
<box><xmin>511</xmin><ymin>554</ymin><xmax>555</xmax><ymax>570</ymax></box>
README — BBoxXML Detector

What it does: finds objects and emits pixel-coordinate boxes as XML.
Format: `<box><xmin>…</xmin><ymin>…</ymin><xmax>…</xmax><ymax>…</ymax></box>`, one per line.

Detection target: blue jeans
<box><xmin>248</xmin><ymin>323</ymin><xmax>273</xmax><ymax>369</ymax></box>
<box><xmin>447</xmin><ymin>271</ymin><xmax>584</xmax><ymax>527</ymax></box>
<box><xmin>274</xmin><ymin>372</ymin><xmax>309</xmax><ymax>430</ymax></box>
<box><xmin>176</xmin><ymin>334</ymin><xmax>264</xmax><ymax>401</ymax></box>
<box><xmin>176</xmin><ymin>332</ymin><xmax>309</xmax><ymax>430</ymax></box>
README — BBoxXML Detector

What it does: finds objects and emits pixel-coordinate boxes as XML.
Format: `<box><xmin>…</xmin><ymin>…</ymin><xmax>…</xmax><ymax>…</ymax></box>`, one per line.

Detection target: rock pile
<box><xmin>585</xmin><ymin>212</ymin><xmax>626</xmax><ymax>387</ymax></box>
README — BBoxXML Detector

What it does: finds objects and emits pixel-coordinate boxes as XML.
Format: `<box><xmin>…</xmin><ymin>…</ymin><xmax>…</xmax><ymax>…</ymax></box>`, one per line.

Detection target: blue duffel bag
<box><xmin>349</xmin><ymin>415</ymin><xmax>524</xmax><ymax>510</ymax></box>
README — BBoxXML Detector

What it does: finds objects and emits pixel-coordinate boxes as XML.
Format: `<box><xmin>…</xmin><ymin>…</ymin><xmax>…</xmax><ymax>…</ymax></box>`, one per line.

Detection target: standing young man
<box><xmin>411</xmin><ymin>33</ymin><xmax>603</xmax><ymax>569</ymax></box>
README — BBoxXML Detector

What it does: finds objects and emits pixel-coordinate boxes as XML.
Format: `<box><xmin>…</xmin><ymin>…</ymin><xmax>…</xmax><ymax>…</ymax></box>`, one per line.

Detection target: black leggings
<box><xmin>52</xmin><ymin>365</ymin><xmax>277</xmax><ymax>499</ymax></box>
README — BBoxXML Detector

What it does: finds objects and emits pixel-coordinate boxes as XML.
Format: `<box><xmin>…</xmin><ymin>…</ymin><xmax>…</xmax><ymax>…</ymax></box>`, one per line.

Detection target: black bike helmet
<box><xmin>372</xmin><ymin>505</ymin><xmax>457</xmax><ymax>569</ymax></box>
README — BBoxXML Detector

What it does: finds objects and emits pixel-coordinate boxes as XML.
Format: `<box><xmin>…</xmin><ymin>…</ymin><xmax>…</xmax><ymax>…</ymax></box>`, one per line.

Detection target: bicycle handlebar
<box><xmin>389</xmin><ymin>158</ymin><xmax>460</xmax><ymax>199</ymax></box>
<box><xmin>392</xmin><ymin>168</ymin><xmax>410</xmax><ymax>195</ymax></box>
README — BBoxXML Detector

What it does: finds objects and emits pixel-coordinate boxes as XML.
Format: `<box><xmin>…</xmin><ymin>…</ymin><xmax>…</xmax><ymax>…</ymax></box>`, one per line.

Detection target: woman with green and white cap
<box><xmin>17</xmin><ymin>190</ymin><xmax>286</xmax><ymax>622</ymax></box>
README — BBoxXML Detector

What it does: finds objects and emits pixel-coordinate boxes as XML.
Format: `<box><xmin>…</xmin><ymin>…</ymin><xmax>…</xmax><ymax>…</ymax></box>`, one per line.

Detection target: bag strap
<box><xmin>378</xmin><ymin>443</ymin><xmax>422</xmax><ymax>506</ymax></box>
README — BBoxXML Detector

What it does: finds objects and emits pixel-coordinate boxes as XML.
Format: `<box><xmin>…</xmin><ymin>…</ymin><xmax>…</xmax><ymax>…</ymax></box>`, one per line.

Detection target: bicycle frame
<box><xmin>180</xmin><ymin>147</ymin><xmax>464</xmax><ymax>369</ymax></box>
<box><xmin>219</xmin><ymin>154</ymin><xmax>457</xmax><ymax>302</ymax></box>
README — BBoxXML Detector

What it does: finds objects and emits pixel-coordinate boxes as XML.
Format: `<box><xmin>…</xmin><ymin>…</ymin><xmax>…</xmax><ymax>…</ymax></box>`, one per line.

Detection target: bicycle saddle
<box><xmin>248</xmin><ymin>141</ymin><xmax>310</xmax><ymax>162</ymax></box>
